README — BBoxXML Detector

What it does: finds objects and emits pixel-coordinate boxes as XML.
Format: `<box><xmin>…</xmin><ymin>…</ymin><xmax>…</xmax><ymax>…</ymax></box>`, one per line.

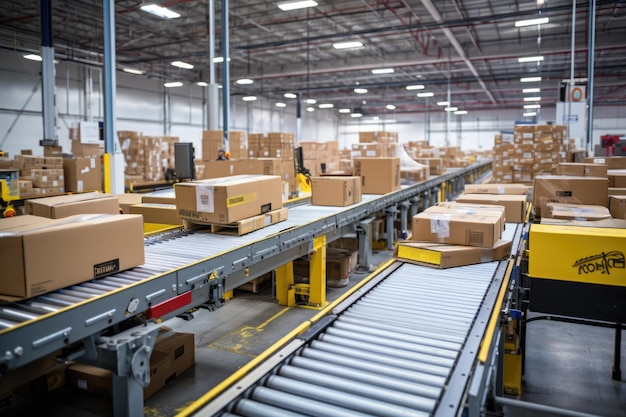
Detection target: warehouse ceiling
<box><xmin>1</xmin><ymin>0</ymin><xmax>625</xmax><ymax>117</ymax></box>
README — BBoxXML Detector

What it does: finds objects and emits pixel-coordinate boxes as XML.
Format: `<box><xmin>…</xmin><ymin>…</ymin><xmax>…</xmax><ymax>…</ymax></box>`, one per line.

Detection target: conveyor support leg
<box><xmin>307</xmin><ymin>235</ymin><xmax>327</xmax><ymax>308</ymax></box>
<box><xmin>275</xmin><ymin>261</ymin><xmax>295</xmax><ymax>307</ymax></box>
<box><xmin>409</xmin><ymin>196</ymin><xmax>420</xmax><ymax>217</ymax></box>
<box><xmin>613</xmin><ymin>322</ymin><xmax>622</xmax><ymax>381</ymax></box>
<box><xmin>357</xmin><ymin>217</ymin><xmax>374</xmax><ymax>270</ymax></box>
<box><xmin>385</xmin><ymin>206</ymin><xmax>397</xmax><ymax>250</ymax></box>
<box><xmin>432</xmin><ymin>187</ymin><xmax>441</xmax><ymax>205</ymax></box>
<box><xmin>398</xmin><ymin>201</ymin><xmax>410</xmax><ymax>240</ymax></box>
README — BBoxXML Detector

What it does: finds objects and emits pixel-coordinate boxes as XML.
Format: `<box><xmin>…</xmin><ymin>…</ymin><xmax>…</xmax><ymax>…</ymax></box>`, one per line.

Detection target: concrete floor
<box><xmin>4</xmin><ymin>250</ymin><xmax>626</xmax><ymax>417</ymax></box>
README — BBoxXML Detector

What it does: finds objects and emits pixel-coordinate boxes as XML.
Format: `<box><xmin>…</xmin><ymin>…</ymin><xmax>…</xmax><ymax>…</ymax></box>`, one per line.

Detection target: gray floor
<box><xmin>4</xmin><ymin>250</ymin><xmax>626</xmax><ymax>416</ymax></box>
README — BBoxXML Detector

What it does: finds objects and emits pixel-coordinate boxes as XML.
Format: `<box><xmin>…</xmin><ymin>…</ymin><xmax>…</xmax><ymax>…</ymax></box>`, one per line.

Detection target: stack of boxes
<box><xmin>300</xmin><ymin>141</ymin><xmax>340</xmax><ymax>175</ymax></box>
<box><xmin>201</xmin><ymin>130</ymin><xmax>248</xmax><ymax>161</ymax></box>
<box><xmin>15</xmin><ymin>155</ymin><xmax>65</xmax><ymax>197</ymax></box>
<box><xmin>268</xmin><ymin>132</ymin><xmax>294</xmax><ymax>160</ymax></box>
<box><xmin>118</xmin><ymin>131</ymin><xmax>179</xmax><ymax>184</ymax></box>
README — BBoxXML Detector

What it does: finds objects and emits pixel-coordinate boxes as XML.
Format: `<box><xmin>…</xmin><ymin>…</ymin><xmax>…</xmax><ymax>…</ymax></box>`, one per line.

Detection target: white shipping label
<box><xmin>90</xmin><ymin>158</ymin><xmax>96</xmax><ymax>168</ymax></box>
<box><xmin>430</xmin><ymin>214</ymin><xmax>451</xmax><ymax>239</ymax></box>
<box><xmin>78</xmin><ymin>180</ymin><xmax>84</xmax><ymax>192</ymax></box>
<box><xmin>365</xmin><ymin>150</ymin><xmax>377</xmax><ymax>157</ymax></box>
<box><xmin>196</xmin><ymin>185</ymin><xmax>215</xmax><ymax>213</ymax></box>
<box><xmin>77</xmin><ymin>379</ymin><xmax>88</xmax><ymax>390</ymax></box>
<box><xmin>80</xmin><ymin>167</ymin><xmax>90</xmax><ymax>174</ymax></box>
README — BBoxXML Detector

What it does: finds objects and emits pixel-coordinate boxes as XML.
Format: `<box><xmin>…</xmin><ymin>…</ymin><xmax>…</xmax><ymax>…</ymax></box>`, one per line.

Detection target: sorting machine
<box><xmin>0</xmin><ymin>161</ymin><xmax>510</xmax><ymax>417</ymax></box>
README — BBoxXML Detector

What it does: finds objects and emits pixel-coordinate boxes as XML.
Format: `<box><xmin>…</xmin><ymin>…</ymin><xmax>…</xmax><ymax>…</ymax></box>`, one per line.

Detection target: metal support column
<box><xmin>410</xmin><ymin>195</ymin><xmax>420</xmax><ymax>218</ymax></box>
<box><xmin>357</xmin><ymin>217</ymin><xmax>375</xmax><ymax>271</ymax></box>
<box><xmin>221</xmin><ymin>0</ymin><xmax>230</xmax><ymax>151</ymax></box>
<box><xmin>40</xmin><ymin>0</ymin><xmax>57</xmax><ymax>146</ymax></box>
<box><xmin>207</xmin><ymin>0</ymin><xmax>219</xmax><ymax>130</ymax></box>
<box><xmin>613</xmin><ymin>322</ymin><xmax>622</xmax><ymax>381</ymax></box>
<box><xmin>385</xmin><ymin>206</ymin><xmax>397</xmax><ymax>250</ymax></box>
<box><xmin>307</xmin><ymin>235</ymin><xmax>327</xmax><ymax>308</ymax></box>
<box><xmin>275</xmin><ymin>262</ymin><xmax>295</xmax><ymax>307</ymax></box>
<box><xmin>432</xmin><ymin>187</ymin><xmax>441</xmax><ymax>205</ymax></box>
<box><xmin>398</xmin><ymin>201</ymin><xmax>410</xmax><ymax>240</ymax></box>
<box><xmin>422</xmin><ymin>191</ymin><xmax>431</xmax><ymax>209</ymax></box>
<box><xmin>586</xmin><ymin>0</ymin><xmax>596</xmax><ymax>152</ymax></box>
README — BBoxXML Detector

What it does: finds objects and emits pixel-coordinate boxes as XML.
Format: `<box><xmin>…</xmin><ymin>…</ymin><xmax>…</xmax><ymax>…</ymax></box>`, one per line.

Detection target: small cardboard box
<box><xmin>0</xmin><ymin>214</ymin><xmax>144</xmax><ymax>299</ymax></box>
<box><xmin>175</xmin><ymin>175</ymin><xmax>283</xmax><ymax>224</ymax></box>
<box><xmin>434</xmin><ymin>202</ymin><xmax>506</xmax><ymax>234</ymax></box>
<box><xmin>116</xmin><ymin>193</ymin><xmax>143</xmax><ymax>214</ymax></box>
<box><xmin>25</xmin><ymin>193</ymin><xmax>119</xmax><ymax>218</ymax></box>
<box><xmin>130</xmin><ymin>203</ymin><xmax>183</xmax><ymax>225</ymax></box>
<box><xmin>608</xmin><ymin>170</ymin><xmax>626</xmax><ymax>188</ymax></box>
<box><xmin>533</xmin><ymin>176</ymin><xmax>609</xmax><ymax>217</ymax></box>
<box><xmin>294</xmin><ymin>247</ymin><xmax>358</xmax><ymax>281</ymax></box>
<box><xmin>456</xmin><ymin>193</ymin><xmax>527</xmax><ymax>223</ymax></box>
<box><xmin>464</xmin><ymin>183</ymin><xmax>527</xmax><ymax>195</ymax></box>
<box><xmin>544</xmin><ymin>203</ymin><xmax>612</xmax><ymax>221</ymax></box>
<box><xmin>609</xmin><ymin>196</ymin><xmax>626</xmax><ymax>219</ymax></box>
<box><xmin>63</xmin><ymin>157</ymin><xmax>102</xmax><ymax>192</ymax></box>
<box><xmin>557</xmin><ymin>162</ymin><xmax>608</xmax><ymax>177</ymax></box>
<box><xmin>311</xmin><ymin>176</ymin><xmax>362</xmax><ymax>206</ymax></box>
<box><xmin>353</xmin><ymin>157</ymin><xmax>400</xmax><ymax>194</ymax></box>
<box><xmin>395</xmin><ymin>239</ymin><xmax>512</xmax><ymax>269</ymax></box>
<box><xmin>142</xmin><ymin>189</ymin><xmax>177</xmax><ymax>205</ymax></box>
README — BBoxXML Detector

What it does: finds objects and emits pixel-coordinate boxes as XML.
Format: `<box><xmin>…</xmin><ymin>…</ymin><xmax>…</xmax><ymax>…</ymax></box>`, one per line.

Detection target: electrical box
<box><xmin>175</xmin><ymin>143</ymin><xmax>195</xmax><ymax>180</ymax></box>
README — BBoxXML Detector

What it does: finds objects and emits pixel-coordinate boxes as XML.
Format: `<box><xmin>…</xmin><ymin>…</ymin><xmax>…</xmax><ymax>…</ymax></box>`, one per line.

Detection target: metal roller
<box><xmin>340</xmin><ymin>309</ymin><xmax>469</xmax><ymax>335</ymax></box>
<box><xmin>231</xmin><ymin>398</ymin><xmax>303</xmax><ymax>417</ymax></box>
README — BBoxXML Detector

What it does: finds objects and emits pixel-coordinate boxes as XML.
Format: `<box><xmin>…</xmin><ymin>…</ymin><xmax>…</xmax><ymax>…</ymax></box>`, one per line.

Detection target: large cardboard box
<box><xmin>395</xmin><ymin>239</ymin><xmax>512</xmax><ymax>269</ymax></box>
<box><xmin>353</xmin><ymin>157</ymin><xmax>400</xmax><ymax>194</ymax></box>
<box><xmin>533</xmin><ymin>176</ymin><xmax>609</xmax><ymax>217</ymax></box>
<box><xmin>464</xmin><ymin>183</ymin><xmax>527</xmax><ymax>195</ymax></box>
<box><xmin>175</xmin><ymin>175</ymin><xmax>283</xmax><ymax>224</ymax></box>
<box><xmin>130</xmin><ymin>203</ymin><xmax>183</xmax><ymax>225</ymax></box>
<box><xmin>0</xmin><ymin>214</ymin><xmax>144</xmax><ymax>299</ymax></box>
<box><xmin>412</xmin><ymin>205</ymin><xmax>504</xmax><ymax>248</ymax></box>
<box><xmin>584</xmin><ymin>157</ymin><xmax>626</xmax><ymax>169</ymax></box>
<box><xmin>543</xmin><ymin>203</ymin><xmax>612</xmax><ymax>221</ymax></box>
<box><xmin>456</xmin><ymin>193</ymin><xmax>527</xmax><ymax>223</ymax></box>
<box><xmin>63</xmin><ymin>157</ymin><xmax>102</xmax><ymax>192</ymax></box>
<box><xmin>557</xmin><ymin>162</ymin><xmax>608</xmax><ymax>177</ymax></box>
<box><xmin>311</xmin><ymin>176</ymin><xmax>362</xmax><ymax>207</ymax></box>
<box><xmin>25</xmin><ymin>193</ymin><xmax>119</xmax><ymax>218</ymax></box>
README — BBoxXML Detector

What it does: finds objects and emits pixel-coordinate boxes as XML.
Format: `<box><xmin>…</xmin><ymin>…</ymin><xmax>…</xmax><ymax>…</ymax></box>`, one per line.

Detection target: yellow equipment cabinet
<box><xmin>0</xmin><ymin>169</ymin><xmax>19</xmax><ymax>217</ymax></box>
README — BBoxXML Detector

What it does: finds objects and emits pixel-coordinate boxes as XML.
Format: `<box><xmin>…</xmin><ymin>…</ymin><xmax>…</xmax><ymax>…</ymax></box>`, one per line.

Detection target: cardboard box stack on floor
<box><xmin>14</xmin><ymin>155</ymin><xmax>65</xmax><ymax>197</ymax></box>
<box><xmin>202</xmin><ymin>130</ymin><xmax>248</xmax><ymax>161</ymax></box>
<box><xmin>294</xmin><ymin>247</ymin><xmax>358</xmax><ymax>288</ymax></box>
<box><xmin>118</xmin><ymin>131</ymin><xmax>179</xmax><ymax>184</ymax></box>
<box><xmin>63</xmin><ymin>156</ymin><xmax>102</xmax><ymax>192</ymax></box>
<box><xmin>69</xmin><ymin>124</ymin><xmax>104</xmax><ymax>157</ymax></box>
<box><xmin>300</xmin><ymin>141</ymin><xmax>340</xmax><ymax>176</ymax></box>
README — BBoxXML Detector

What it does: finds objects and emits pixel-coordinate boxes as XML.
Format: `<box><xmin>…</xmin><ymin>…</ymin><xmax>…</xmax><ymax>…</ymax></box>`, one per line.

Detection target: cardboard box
<box><xmin>608</xmin><ymin>170</ymin><xmax>626</xmax><ymax>188</ymax></box>
<box><xmin>557</xmin><ymin>163</ymin><xmax>608</xmax><ymax>177</ymax></box>
<box><xmin>464</xmin><ymin>183</ymin><xmax>527</xmax><ymax>195</ymax></box>
<box><xmin>0</xmin><ymin>214</ymin><xmax>144</xmax><ymax>299</ymax></box>
<box><xmin>412</xmin><ymin>206</ymin><xmax>504</xmax><ymax>248</ymax></box>
<box><xmin>351</xmin><ymin>143</ymin><xmax>386</xmax><ymax>158</ymax></box>
<box><xmin>532</xmin><ymin>176</ymin><xmax>609</xmax><ymax>217</ymax></box>
<box><xmin>116</xmin><ymin>193</ymin><xmax>143</xmax><ymax>214</ymax></box>
<box><xmin>130</xmin><ymin>203</ymin><xmax>183</xmax><ymax>225</ymax></box>
<box><xmin>25</xmin><ymin>193</ymin><xmax>119</xmax><ymax>218</ymax></box>
<box><xmin>456</xmin><ymin>193</ymin><xmax>527</xmax><ymax>223</ymax></box>
<box><xmin>353</xmin><ymin>157</ymin><xmax>400</xmax><ymax>194</ymax></box>
<box><xmin>395</xmin><ymin>239</ymin><xmax>512</xmax><ymax>269</ymax></box>
<box><xmin>609</xmin><ymin>195</ymin><xmax>626</xmax><ymax>219</ymax></box>
<box><xmin>63</xmin><ymin>157</ymin><xmax>102</xmax><ymax>192</ymax></box>
<box><xmin>141</xmin><ymin>189</ymin><xmax>177</xmax><ymax>205</ymax></box>
<box><xmin>311</xmin><ymin>176</ymin><xmax>362</xmax><ymax>206</ymax></box>
<box><xmin>609</xmin><ymin>187</ymin><xmax>626</xmax><ymax>196</ymax></box>
<box><xmin>540</xmin><ymin>217</ymin><xmax>626</xmax><ymax>229</ymax></box>
<box><xmin>544</xmin><ymin>203</ymin><xmax>612</xmax><ymax>221</ymax></box>
<box><xmin>584</xmin><ymin>157</ymin><xmax>626</xmax><ymax>170</ymax></box>
<box><xmin>175</xmin><ymin>175</ymin><xmax>283</xmax><ymax>224</ymax></box>
<box><xmin>294</xmin><ymin>247</ymin><xmax>358</xmax><ymax>282</ymax></box>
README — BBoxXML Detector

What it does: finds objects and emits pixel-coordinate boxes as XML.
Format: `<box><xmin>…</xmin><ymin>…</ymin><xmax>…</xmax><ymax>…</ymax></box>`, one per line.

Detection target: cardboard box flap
<box><xmin>395</xmin><ymin>239</ymin><xmax>512</xmax><ymax>268</ymax></box>
<box><xmin>464</xmin><ymin>183</ymin><xmax>527</xmax><ymax>195</ymax></box>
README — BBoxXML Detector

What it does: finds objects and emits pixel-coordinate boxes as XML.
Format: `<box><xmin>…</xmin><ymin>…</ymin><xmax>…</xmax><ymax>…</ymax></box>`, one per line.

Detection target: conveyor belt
<box><xmin>190</xmin><ymin>223</ymin><xmax>520</xmax><ymax>417</ymax></box>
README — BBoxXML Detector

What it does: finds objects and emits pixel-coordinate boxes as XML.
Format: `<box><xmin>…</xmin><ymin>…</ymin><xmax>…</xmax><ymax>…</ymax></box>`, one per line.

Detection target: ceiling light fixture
<box><xmin>23</xmin><ymin>54</ymin><xmax>42</xmax><ymax>61</ymax></box>
<box><xmin>518</xmin><ymin>56</ymin><xmax>544</xmax><ymax>63</ymax></box>
<box><xmin>454</xmin><ymin>110</ymin><xmax>468</xmax><ymax>115</ymax></box>
<box><xmin>306</xmin><ymin>107</ymin><xmax>315</xmax><ymax>112</ymax></box>
<box><xmin>521</xmin><ymin>76</ymin><xmax>542</xmax><ymax>82</ymax></box>
<box><xmin>171</xmin><ymin>61</ymin><xmax>194</xmax><ymax>69</ymax></box>
<box><xmin>524</xmin><ymin>104</ymin><xmax>541</xmax><ymax>109</ymax></box>
<box><xmin>406</xmin><ymin>85</ymin><xmax>425</xmax><ymax>90</ymax></box>
<box><xmin>140</xmin><ymin>4</ymin><xmax>181</xmax><ymax>19</ymax></box>
<box><xmin>196</xmin><ymin>81</ymin><xmax>208</xmax><ymax>87</ymax></box>
<box><xmin>524</xmin><ymin>111</ymin><xmax>537</xmax><ymax>116</ymax></box>
<box><xmin>164</xmin><ymin>81</ymin><xmax>183</xmax><ymax>88</ymax></box>
<box><xmin>213</xmin><ymin>57</ymin><xmax>231</xmax><ymax>63</ymax></box>
<box><xmin>437</xmin><ymin>101</ymin><xmax>450</xmax><ymax>106</ymax></box>
<box><xmin>236</xmin><ymin>78</ymin><xmax>254</xmax><ymax>85</ymax></box>
<box><xmin>319</xmin><ymin>103</ymin><xmax>334</xmax><ymax>109</ymax></box>
<box><xmin>351</xmin><ymin>113</ymin><xmax>363</xmax><ymax>118</ymax></box>
<box><xmin>386</xmin><ymin>104</ymin><xmax>396</xmax><ymax>110</ymax></box>
<box><xmin>332</xmin><ymin>41</ymin><xmax>363</xmax><ymax>50</ymax></box>
<box><xmin>354</xmin><ymin>88</ymin><xmax>368</xmax><ymax>94</ymax></box>
<box><xmin>524</xmin><ymin>96</ymin><xmax>541</xmax><ymax>101</ymax></box>
<box><xmin>372</xmin><ymin>68</ymin><xmax>394</xmax><ymax>75</ymax></box>
<box><xmin>305</xmin><ymin>98</ymin><xmax>317</xmax><ymax>104</ymax></box>
<box><xmin>522</xmin><ymin>88</ymin><xmax>541</xmax><ymax>93</ymax></box>
<box><xmin>339</xmin><ymin>109</ymin><xmax>351</xmax><ymax>114</ymax></box>
<box><xmin>277</xmin><ymin>0</ymin><xmax>318</xmax><ymax>11</ymax></box>
<box><xmin>242</xmin><ymin>96</ymin><xmax>257</xmax><ymax>101</ymax></box>
<box><xmin>123</xmin><ymin>68</ymin><xmax>144</xmax><ymax>75</ymax></box>
<box><xmin>417</xmin><ymin>92</ymin><xmax>434</xmax><ymax>98</ymax></box>
<box><xmin>284</xmin><ymin>93</ymin><xmax>297</xmax><ymax>99</ymax></box>
<box><xmin>444</xmin><ymin>107</ymin><xmax>459</xmax><ymax>112</ymax></box>
<box><xmin>276</xmin><ymin>102</ymin><xmax>287</xmax><ymax>108</ymax></box>
<box><xmin>515</xmin><ymin>17</ymin><xmax>549</xmax><ymax>27</ymax></box>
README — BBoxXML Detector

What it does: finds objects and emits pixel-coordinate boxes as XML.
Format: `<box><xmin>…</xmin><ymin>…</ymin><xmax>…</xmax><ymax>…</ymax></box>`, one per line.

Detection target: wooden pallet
<box><xmin>236</xmin><ymin>273</ymin><xmax>272</xmax><ymax>293</ymax></box>
<box><xmin>183</xmin><ymin>207</ymin><xmax>288</xmax><ymax>236</ymax></box>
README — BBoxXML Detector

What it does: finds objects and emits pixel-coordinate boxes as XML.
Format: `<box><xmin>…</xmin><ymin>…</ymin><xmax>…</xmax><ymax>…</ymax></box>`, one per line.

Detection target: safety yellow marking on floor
<box><xmin>208</xmin><ymin>307</ymin><xmax>293</xmax><ymax>356</ymax></box>
<box><xmin>143</xmin><ymin>406</ymin><xmax>165</xmax><ymax>417</ymax></box>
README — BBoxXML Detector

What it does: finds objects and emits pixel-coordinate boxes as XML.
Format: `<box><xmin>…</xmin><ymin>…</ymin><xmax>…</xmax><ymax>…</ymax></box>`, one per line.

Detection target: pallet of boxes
<box><xmin>118</xmin><ymin>131</ymin><xmax>178</xmax><ymax>188</ymax></box>
<box><xmin>300</xmin><ymin>140</ymin><xmax>341</xmax><ymax>176</ymax></box>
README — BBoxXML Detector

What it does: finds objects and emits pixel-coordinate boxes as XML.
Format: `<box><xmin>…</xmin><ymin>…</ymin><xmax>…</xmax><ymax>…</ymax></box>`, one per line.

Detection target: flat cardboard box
<box><xmin>130</xmin><ymin>203</ymin><xmax>183</xmax><ymax>225</ymax></box>
<box><xmin>557</xmin><ymin>162</ymin><xmax>608</xmax><ymax>177</ymax></box>
<box><xmin>0</xmin><ymin>214</ymin><xmax>144</xmax><ymax>299</ymax></box>
<box><xmin>584</xmin><ymin>157</ymin><xmax>626</xmax><ymax>169</ymax></box>
<box><xmin>175</xmin><ymin>175</ymin><xmax>283</xmax><ymax>224</ymax></box>
<box><xmin>353</xmin><ymin>157</ymin><xmax>400</xmax><ymax>194</ymax></box>
<box><xmin>63</xmin><ymin>157</ymin><xmax>102</xmax><ymax>192</ymax></box>
<box><xmin>609</xmin><ymin>187</ymin><xmax>626</xmax><ymax>196</ymax></box>
<box><xmin>532</xmin><ymin>176</ymin><xmax>609</xmax><ymax>217</ymax></box>
<box><xmin>25</xmin><ymin>193</ymin><xmax>119</xmax><ymax>218</ymax></box>
<box><xmin>539</xmin><ymin>217</ymin><xmax>626</xmax><ymax>228</ymax></box>
<box><xmin>412</xmin><ymin>207</ymin><xmax>503</xmax><ymax>248</ymax></box>
<box><xmin>395</xmin><ymin>239</ymin><xmax>512</xmax><ymax>269</ymax></box>
<box><xmin>116</xmin><ymin>193</ymin><xmax>143</xmax><ymax>214</ymax></box>
<box><xmin>609</xmin><ymin>195</ymin><xmax>626</xmax><ymax>219</ymax></box>
<box><xmin>311</xmin><ymin>176</ymin><xmax>362</xmax><ymax>206</ymax></box>
<box><xmin>456</xmin><ymin>193</ymin><xmax>527</xmax><ymax>223</ymax></box>
<box><xmin>608</xmin><ymin>170</ymin><xmax>626</xmax><ymax>188</ymax></box>
<box><xmin>142</xmin><ymin>189</ymin><xmax>177</xmax><ymax>205</ymax></box>
<box><xmin>544</xmin><ymin>203</ymin><xmax>612</xmax><ymax>221</ymax></box>
<box><xmin>463</xmin><ymin>183</ymin><xmax>527</xmax><ymax>195</ymax></box>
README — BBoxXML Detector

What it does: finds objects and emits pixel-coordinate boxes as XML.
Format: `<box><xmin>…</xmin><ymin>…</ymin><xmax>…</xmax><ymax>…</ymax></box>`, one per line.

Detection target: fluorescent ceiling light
<box><xmin>386</xmin><ymin>104</ymin><xmax>396</xmax><ymax>110</ymax></box>
<box><xmin>196</xmin><ymin>81</ymin><xmax>208</xmax><ymax>87</ymax></box>
<box><xmin>515</xmin><ymin>17</ymin><xmax>549</xmax><ymax>27</ymax></box>
<box><xmin>284</xmin><ymin>93</ymin><xmax>297</xmax><ymax>99</ymax></box>
<box><xmin>213</xmin><ymin>57</ymin><xmax>231</xmax><ymax>63</ymax></box>
<box><xmin>354</xmin><ymin>88</ymin><xmax>368</xmax><ymax>94</ymax></box>
<box><xmin>406</xmin><ymin>84</ymin><xmax>424</xmax><ymax>90</ymax></box>
<box><xmin>141</xmin><ymin>4</ymin><xmax>181</xmax><ymax>19</ymax></box>
<box><xmin>306</xmin><ymin>107</ymin><xmax>315</xmax><ymax>112</ymax></box>
<box><xmin>332</xmin><ymin>41</ymin><xmax>363</xmax><ymax>50</ymax></box>
<box><xmin>521</xmin><ymin>76</ymin><xmax>542</xmax><ymax>82</ymax></box>
<box><xmin>242</xmin><ymin>96</ymin><xmax>257</xmax><ymax>101</ymax></box>
<box><xmin>372</xmin><ymin>68</ymin><xmax>394</xmax><ymax>75</ymax></box>
<box><xmin>339</xmin><ymin>108</ymin><xmax>351</xmax><ymax>113</ymax></box>
<box><xmin>23</xmin><ymin>54</ymin><xmax>42</xmax><ymax>61</ymax></box>
<box><xmin>454</xmin><ymin>110</ymin><xmax>468</xmax><ymax>115</ymax></box>
<box><xmin>164</xmin><ymin>81</ymin><xmax>183</xmax><ymax>88</ymax></box>
<box><xmin>305</xmin><ymin>98</ymin><xmax>317</xmax><ymax>104</ymax></box>
<box><xmin>171</xmin><ymin>61</ymin><xmax>193</xmax><ymax>69</ymax></box>
<box><xmin>276</xmin><ymin>102</ymin><xmax>287</xmax><ymax>108</ymax></box>
<box><xmin>319</xmin><ymin>103</ymin><xmax>334</xmax><ymax>109</ymax></box>
<box><xmin>351</xmin><ymin>113</ymin><xmax>363</xmax><ymax>118</ymax></box>
<box><xmin>444</xmin><ymin>107</ymin><xmax>459</xmax><ymax>112</ymax></box>
<box><xmin>236</xmin><ymin>78</ymin><xmax>254</xmax><ymax>85</ymax></box>
<box><xmin>417</xmin><ymin>92</ymin><xmax>434</xmax><ymax>98</ymax></box>
<box><xmin>437</xmin><ymin>101</ymin><xmax>450</xmax><ymax>106</ymax></box>
<box><xmin>123</xmin><ymin>68</ymin><xmax>144</xmax><ymax>75</ymax></box>
<box><xmin>518</xmin><ymin>56</ymin><xmax>544</xmax><ymax>63</ymax></box>
<box><xmin>523</xmin><ymin>88</ymin><xmax>541</xmax><ymax>93</ymax></box>
<box><xmin>524</xmin><ymin>104</ymin><xmax>541</xmax><ymax>109</ymax></box>
<box><xmin>524</xmin><ymin>112</ymin><xmax>537</xmax><ymax>116</ymax></box>
<box><xmin>524</xmin><ymin>96</ymin><xmax>541</xmax><ymax>101</ymax></box>
<box><xmin>277</xmin><ymin>0</ymin><xmax>318</xmax><ymax>11</ymax></box>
